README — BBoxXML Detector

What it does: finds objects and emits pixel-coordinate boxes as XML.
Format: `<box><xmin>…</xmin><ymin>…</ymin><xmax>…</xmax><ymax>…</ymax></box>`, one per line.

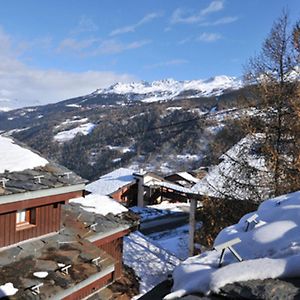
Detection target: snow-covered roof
<box><xmin>176</xmin><ymin>172</ymin><xmax>200</xmax><ymax>184</ymax></box>
<box><xmin>86</xmin><ymin>167</ymin><xmax>136</xmax><ymax>196</ymax></box>
<box><xmin>191</xmin><ymin>134</ymin><xmax>271</xmax><ymax>201</ymax></box>
<box><xmin>0</xmin><ymin>135</ymin><xmax>86</xmax><ymax>197</ymax></box>
<box><xmin>0</xmin><ymin>135</ymin><xmax>48</xmax><ymax>173</ymax></box>
<box><xmin>148</xmin><ymin>181</ymin><xmax>194</xmax><ymax>195</ymax></box>
<box><xmin>70</xmin><ymin>194</ymin><xmax>128</xmax><ymax>216</ymax></box>
<box><xmin>165</xmin><ymin>190</ymin><xmax>300</xmax><ymax>299</ymax></box>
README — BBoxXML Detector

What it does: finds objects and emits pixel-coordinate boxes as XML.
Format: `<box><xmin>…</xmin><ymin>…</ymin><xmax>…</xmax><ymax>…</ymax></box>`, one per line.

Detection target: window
<box><xmin>16</xmin><ymin>208</ymin><xmax>36</xmax><ymax>229</ymax></box>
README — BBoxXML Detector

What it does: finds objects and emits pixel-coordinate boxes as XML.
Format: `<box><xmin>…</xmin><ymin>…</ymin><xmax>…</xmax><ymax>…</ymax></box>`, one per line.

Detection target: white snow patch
<box><xmin>55</xmin><ymin>117</ymin><xmax>89</xmax><ymax>128</ymax></box>
<box><xmin>66</xmin><ymin>103</ymin><xmax>82</xmax><ymax>108</ymax></box>
<box><xmin>112</xmin><ymin>158</ymin><xmax>122</xmax><ymax>163</ymax></box>
<box><xmin>177</xmin><ymin>154</ymin><xmax>200</xmax><ymax>161</ymax></box>
<box><xmin>0</xmin><ymin>282</ymin><xmax>18</xmax><ymax>297</ymax></box>
<box><xmin>70</xmin><ymin>194</ymin><xmax>128</xmax><ymax>216</ymax></box>
<box><xmin>54</xmin><ymin>123</ymin><xmax>95</xmax><ymax>142</ymax></box>
<box><xmin>0</xmin><ymin>136</ymin><xmax>48</xmax><ymax>173</ymax></box>
<box><xmin>33</xmin><ymin>272</ymin><xmax>48</xmax><ymax>278</ymax></box>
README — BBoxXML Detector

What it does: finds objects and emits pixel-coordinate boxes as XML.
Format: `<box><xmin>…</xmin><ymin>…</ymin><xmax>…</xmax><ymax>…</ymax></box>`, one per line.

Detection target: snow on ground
<box><xmin>65</xmin><ymin>103</ymin><xmax>82</xmax><ymax>108</ymax></box>
<box><xmin>165</xmin><ymin>191</ymin><xmax>300</xmax><ymax>299</ymax></box>
<box><xmin>0</xmin><ymin>136</ymin><xmax>48</xmax><ymax>173</ymax></box>
<box><xmin>124</xmin><ymin>231</ymin><xmax>180</xmax><ymax>295</ymax></box>
<box><xmin>106</xmin><ymin>145</ymin><xmax>133</xmax><ymax>153</ymax></box>
<box><xmin>86</xmin><ymin>167</ymin><xmax>135</xmax><ymax>196</ymax></box>
<box><xmin>55</xmin><ymin>117</ymin><xmax>88</xmax><ymax>128</ymax></box>
<box><xmin>148</xmin><ymin>222</ymin><xmax>202</xmax><ymax>260</ymax></box>
<box><xmin>53</xmin><ymin>122</ymin><xmax>95</xmax><ymax>142</ymax></box>
<box><xmin>130</xmin><ymin>201</ymin><xmax>188</xmax><ymax>222</ymax></box>
<box><xmin>176</xmin><ymin>154</ymin><xmax>201</xmax><ymax>161</ymax></box>
<box><xmin>70</xmin><ymin>194</ymin><xmax>128</xmax><ymax>215</ymax></box>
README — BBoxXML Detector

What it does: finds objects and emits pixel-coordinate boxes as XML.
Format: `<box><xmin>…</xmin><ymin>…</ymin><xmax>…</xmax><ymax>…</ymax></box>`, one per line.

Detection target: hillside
<box><xmin>0</xmin><ymin>78</ymin><xmax>255</xmax><ymax>181</ymax></box>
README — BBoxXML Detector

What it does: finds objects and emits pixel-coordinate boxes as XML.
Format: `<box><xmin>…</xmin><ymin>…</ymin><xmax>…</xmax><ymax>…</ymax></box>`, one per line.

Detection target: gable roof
<box><xmin>86</xmin><ymin>168</ymin><xmax>135</xmax><ymax>196</ymax></box>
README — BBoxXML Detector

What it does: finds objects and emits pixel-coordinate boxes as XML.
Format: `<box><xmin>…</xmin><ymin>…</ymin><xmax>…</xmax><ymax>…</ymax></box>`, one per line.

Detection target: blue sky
<box><xmin>0</xmin><ymin>0</ymin><xmax>299</xmax><ymax>107</ymax></box>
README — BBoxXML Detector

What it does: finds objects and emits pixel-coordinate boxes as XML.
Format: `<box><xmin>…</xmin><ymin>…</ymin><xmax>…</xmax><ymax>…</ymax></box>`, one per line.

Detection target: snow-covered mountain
<box><xmin>94</xmin><ymin>76</ymin><xmax>243</xmax><ymax>103</ymax></box>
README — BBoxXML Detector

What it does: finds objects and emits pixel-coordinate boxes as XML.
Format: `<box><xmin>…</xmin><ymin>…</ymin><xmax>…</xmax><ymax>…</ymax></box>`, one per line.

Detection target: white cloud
<box><xmin>56</xmin><ymin>37</ymin><xmax>99</xmax><ymax>53</ymax></box>
<box><xmin>170</xmin><ymin>1</ymin><xmax>224</xmax><ymax>25</ymax></box>
<box><xmin>145</xmin><ymin>59</ymin><xmax>188</xmax><ymax>69</ymax></box>
<box><xmin>94</xmin><ymin>39</ymin><xmax>151</xmax><ymax>55</ymax></box>
<box><xmin>71</xmin><ymin>15</ymin><xmax>98</xmax><ymax>34</ymax></box>
<box><xmin>200</xmin><ymin>16</ymin><xmax>239</xmax><ymax>26</ymax></box>
<box><xmin>57</xmin><ymin>37</ymin><xmax>151</xmax><ymax>56</ymax></box>
<box><xmin>0</xmin><ymin>27</ymin><xmax>135</xmax><ymax>109</ymax></box>
<box><xmin>201</xmin><ymin>0</ymin><xmax>224</xmax><ymax>16</ymax></box>
<box><xmin>110</xmin><ymin>12</ymin><xmax>162</xmax><ymax>36</ymax></box>
<box><xmin>197</xmin><ymin>32</ymin><xmax>222</xmax><ymax>42</ymax></box>
<box><xmin>0</xmin><ymin>60</ymin><xmax>135</xmax><ymax>108</ymax></box>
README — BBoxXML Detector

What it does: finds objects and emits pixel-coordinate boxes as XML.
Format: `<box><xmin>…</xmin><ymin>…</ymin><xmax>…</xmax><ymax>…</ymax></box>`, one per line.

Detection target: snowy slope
<box><xmin>165</xmin><ymin>191</ymin><xmax>300</xmax><ymax>299</ymax></box>
<box><xmin>94</xmin><ymin>76</ymin><xmax>242</xmax><ymax>103</ymax></box>
<box><xmin>53</xmin><ymin>122</ymin><xmax>95</xmax><ymax>142</ymax></box>
<box><xmin>124</xmin><ymin>231</ymin><xmax>180</xmax><ymax>295</ymax></box>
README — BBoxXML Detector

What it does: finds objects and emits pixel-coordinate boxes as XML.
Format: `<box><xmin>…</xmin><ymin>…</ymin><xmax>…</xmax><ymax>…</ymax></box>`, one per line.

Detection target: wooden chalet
<box><xmin>86</xmin><ymin>167</ymin><xmax>137</xmax><ymax>206</ymax></box>
<box><xmin>0</xmin><ymin>136</ymin><xmax>139</xmax><ymax>299</ymax></box>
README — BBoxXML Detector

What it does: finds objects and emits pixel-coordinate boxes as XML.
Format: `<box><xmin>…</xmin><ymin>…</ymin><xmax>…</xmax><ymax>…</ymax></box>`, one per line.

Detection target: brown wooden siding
<box><xmin>0</xmin><ymin>190</ymin><xmax>83</xmax><ymax>214</ymax></box>
<box><xmin>62</xmin><ymin>272</ymin><xmax>113</xmax><ymax>300</ymax></box>
<box><xmin>98</xmin><ymin>238</ymin><xmax>123</xmax><ymax>279</ymax></box>
<box><xmin>0</xmin><ymin>190</ymin><xmax>83</xmax><ymax>247</ymax></box>
<box><xmin>0</xmin><ymin>202</ymin><xmax>62</xmax><ymax>247</ymax></box>
<box><xmin>110</xmin><ymin>183</ymin><xmax>138</xmax><ymax>207</ymax></box>
<box><xmin>92</xmin><ymin>229</ymin><xmax>130</xmax><ymax>280</ymax></box>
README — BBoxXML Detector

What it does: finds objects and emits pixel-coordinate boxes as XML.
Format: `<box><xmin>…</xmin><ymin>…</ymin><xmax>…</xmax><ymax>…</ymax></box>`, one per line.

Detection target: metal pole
<box><xmin>189</xmin><ymin>199</ymin><xmax>197</xmax><ymax>257</ymax></box>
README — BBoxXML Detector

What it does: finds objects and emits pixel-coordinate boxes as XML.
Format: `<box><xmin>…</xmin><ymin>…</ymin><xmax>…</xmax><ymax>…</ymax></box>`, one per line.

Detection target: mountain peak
<box><xmin>91</xmin><ymin>75</ymin><xmax>242</xmax><ymax>103</ymax></box>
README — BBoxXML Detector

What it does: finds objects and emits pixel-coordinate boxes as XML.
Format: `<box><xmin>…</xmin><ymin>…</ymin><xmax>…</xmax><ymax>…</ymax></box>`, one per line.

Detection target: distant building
<box><xmin>165</xmin><ymin>172</ymin><xmax>200</xmax><ymax>188</ymax></box>
<box><xmin>86</xmin><ymin>167</ymin><xmax>137</xmax><ymax>206</ymax></box>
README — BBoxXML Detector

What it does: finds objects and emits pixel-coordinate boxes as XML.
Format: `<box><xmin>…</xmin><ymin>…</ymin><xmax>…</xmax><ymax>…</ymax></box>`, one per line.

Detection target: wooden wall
<box><xmin>93</xmin><ymin>229</ymin><xmax>130</xmax><ymax>279</ymax></box>
<box><xmin>0</xmin><ymin>190</ymin><xmax>83</xmax><ymax>247</ymax></box>
<box><xmin>62</xmin><ymin>272</ymin><xmax>113</xmax><ymax>300</ymax></box>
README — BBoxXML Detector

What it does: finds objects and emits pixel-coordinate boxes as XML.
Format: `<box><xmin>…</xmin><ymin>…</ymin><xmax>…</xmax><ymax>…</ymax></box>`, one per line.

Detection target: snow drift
<box><xmin>165</xmin><ymin>191</ymin><xmax>300</xmax><ymax>299</ymax></box>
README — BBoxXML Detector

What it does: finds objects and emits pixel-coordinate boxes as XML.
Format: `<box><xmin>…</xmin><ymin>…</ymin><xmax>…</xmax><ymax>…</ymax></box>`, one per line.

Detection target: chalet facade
<box><xmin>0</xmin><ymin>136</ymin><xmax>138</xmax><ymax>299</ymax></box>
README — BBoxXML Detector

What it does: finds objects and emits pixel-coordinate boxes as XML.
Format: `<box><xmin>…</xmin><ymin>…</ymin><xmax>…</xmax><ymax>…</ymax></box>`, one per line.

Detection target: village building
<box><xmin>86</xmin><ymin>168</ymin><xmax>137</xmax><ymax>206</ymax></box>
<box><xmin>164</xmin><ymin>172</ymin><xmax>200</xmax><ymax>188</ymax></box>
<box><xmin>0</xmin><ymin>136</ymin><xmax>139</xmax><ymax>299</ymax></box>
